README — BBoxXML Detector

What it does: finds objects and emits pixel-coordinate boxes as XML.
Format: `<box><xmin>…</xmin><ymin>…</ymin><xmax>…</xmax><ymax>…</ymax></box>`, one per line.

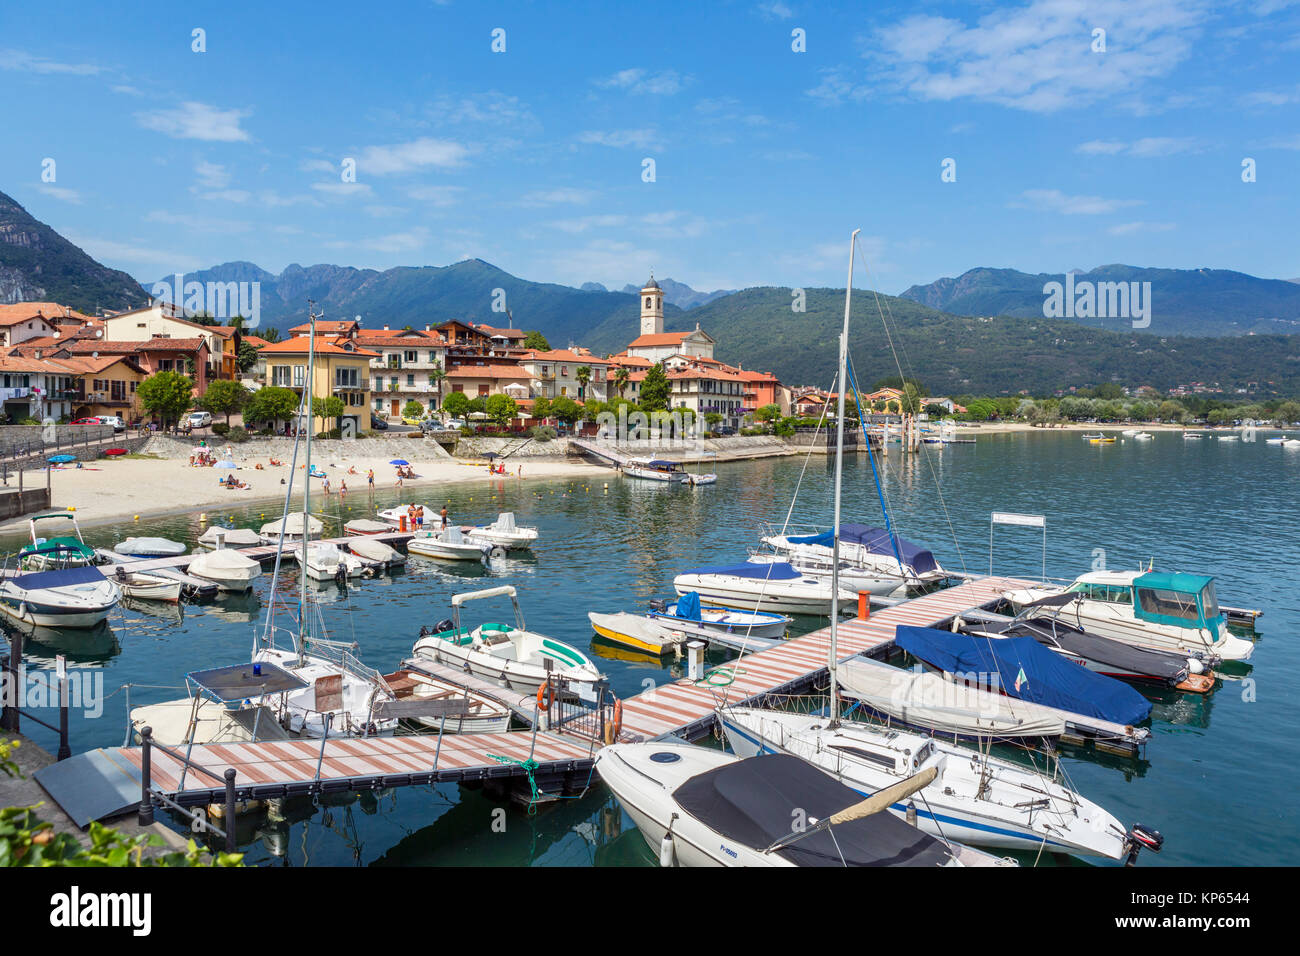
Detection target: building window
<box><xmin>428</xmin><ymin>351</ymin><xmax>437</xmax><ymax>364</ymax></box>
<box><xmin>335</xmin><ymin>367</ymin><xmax>360</xmax><ymax>389</ymax></box>
<box><xmin>478</xmin><ymin>385</ymin><xmax>489</xmax><ymax>396</ymax></box>
<box><xmin>405</xmin><ymin>351</ymin><xmax>417</xmax><ymax>363</ymax></box>
<box><xmin>452</xmin><ymin>384</ymin><xmax>464</xmax><ymax>393</ymax></box>
<box><xmin>293</xmin><ymin>365</ymin><xmax>305</xmax><ymax>387</ymax></box>
<box><xmin>406</xmin><ymin>374</ymin><xmax>415</xmax><ymax>387</ymax></box>
<box><xmin>272</xmin><ymin>366</ymin><xmax>291</xmax><ymax>386</ymax></box>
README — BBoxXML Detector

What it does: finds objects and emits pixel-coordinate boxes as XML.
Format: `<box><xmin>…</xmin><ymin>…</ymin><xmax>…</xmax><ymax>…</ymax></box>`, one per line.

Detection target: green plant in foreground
<box><xmin>0</xmin><ymin>804</ymin><xmax>244</xmax><ymax>867</ymax></box>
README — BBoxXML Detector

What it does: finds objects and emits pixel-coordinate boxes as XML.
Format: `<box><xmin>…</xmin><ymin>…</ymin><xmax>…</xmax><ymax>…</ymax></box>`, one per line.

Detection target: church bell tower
<box><xmin>640</xmin><ymin>274</ymin><xmax>664</xmax><ymax>336</ymax></box>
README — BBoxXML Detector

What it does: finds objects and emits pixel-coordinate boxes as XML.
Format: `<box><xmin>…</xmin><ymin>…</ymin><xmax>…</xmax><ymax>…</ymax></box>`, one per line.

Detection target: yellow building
<box><xmin>259</xmin><ymin>337</ymin><xmax>376</xmax><ymax>433</ymax></box>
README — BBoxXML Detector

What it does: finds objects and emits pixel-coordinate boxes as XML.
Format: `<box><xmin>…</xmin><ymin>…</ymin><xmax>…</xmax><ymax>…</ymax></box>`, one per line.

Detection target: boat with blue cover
<box><xmin>622</xmin><ymin>457</ymin><xmax>688</xmax><ymax>482</ymax></box>
<box><xmin>894</xmin><ymin>624</ymin><xmax>1153</xmax><ymax>728</ymax></box>
<box><xmin>1001</xmin><ymin>569</ymin><xmax>1254</xmax><ymax>662</ymax></box>
<box><xmin>760</xmin><ymin>522</ymin><xmax>948</xmax><ymax>588</ymax></box>
<box><xmin>587</xmin><ymin>591</ymin><xmax>791</xmax><ymax>654</ymax></box>
<box><xmin>672</xmin><ymin>560</ymin><xmax>856</xmax><ymax>616</ymax></box>
<box><xmin>0</xmin><ymin>561</ymin><xmax>121</xmax><ymax>628</ymax></box>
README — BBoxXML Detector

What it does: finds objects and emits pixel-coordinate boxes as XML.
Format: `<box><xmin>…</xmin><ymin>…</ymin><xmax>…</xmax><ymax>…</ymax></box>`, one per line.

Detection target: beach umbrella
<box><xmin>483</xmin><ymin>452</ymin><xmax>501</xmax><ymax>460</ymax></box>
<box><xmin>48</xmin><ymin>455</ymin><xmax>76</xmax><ymax>464</ymax></box>
<box><xmin>389</xmin><ymin>459</ymin><xmax>410</xmax><ymax>466</ymax></box>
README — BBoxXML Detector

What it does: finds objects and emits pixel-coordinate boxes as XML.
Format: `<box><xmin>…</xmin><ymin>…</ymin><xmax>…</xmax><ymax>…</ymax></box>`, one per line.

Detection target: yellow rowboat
<box><xmin>588</xmin><ymin>611</ymin><xmax>683</xmax><ymax>656</ymax></box>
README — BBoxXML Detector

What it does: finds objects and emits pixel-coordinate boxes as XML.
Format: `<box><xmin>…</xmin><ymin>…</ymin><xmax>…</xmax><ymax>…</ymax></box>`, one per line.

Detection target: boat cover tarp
<box><xmin>986</xmin><ymin>617</ymin><xmax>1189</xmax><ymax>683</ymax></box>
<box><xmin>673</xmin><ymin>752</ymin><xmax>954</xmax><ymax>867</ymax></box>
<box><xmin>895</xmin><ymin>625</ymin><xmax>1151</xmax><ymax>726</ymax></box>
<box><xmin>787</xmin><ymin>524</ymin><xmax>938</xmax><ymax>575</ymax></box>
<box><xmin>685</xmin><ymin>561</ymin><xmax>801</xmax><ymax>581</ymax></box>
<box><xmin>13</xmin><ymin>565</ymin><xmax>106</xmax><ymax>590</ymax></box>
<box><xmin>114</xmin><ymin>537</ymin><xmax>186</xmax><ymax>556</ymax></box>
<box><xmin>674</xmin><ymin>591</ymin><xmax>702</xmax><ymax>621</ymax></box>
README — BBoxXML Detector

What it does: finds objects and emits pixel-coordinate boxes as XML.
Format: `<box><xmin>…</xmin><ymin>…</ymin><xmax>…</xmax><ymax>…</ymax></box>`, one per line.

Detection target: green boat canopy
<box><xmin>1132</xmin><ymin>571</ymin><xmax>1220</xmax><ymax>630</ymax></box>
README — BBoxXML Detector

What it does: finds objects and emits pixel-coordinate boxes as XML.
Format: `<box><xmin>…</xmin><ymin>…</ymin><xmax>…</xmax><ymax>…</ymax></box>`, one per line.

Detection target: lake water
<box><xmin>4</xmin><ymin>430</ymin><xmax>1296</xmax><ymax>866</ymax></box>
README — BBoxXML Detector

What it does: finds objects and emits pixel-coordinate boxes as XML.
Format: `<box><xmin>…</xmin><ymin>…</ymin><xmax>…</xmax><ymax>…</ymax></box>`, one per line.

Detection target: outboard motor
<box><xmin>435</xmin><ymin>618</ymin><xmax>455</xmax><ymax>633</ymax></box>
<box><xmin>648</xmin><ymin>599</ymin><xmax>668</xmax><ymax>613</ymax></box>
<box><xmin>1124</xmin><ymin>823</ymin><xmax>1164</xmax><ymax>866</ymax></box>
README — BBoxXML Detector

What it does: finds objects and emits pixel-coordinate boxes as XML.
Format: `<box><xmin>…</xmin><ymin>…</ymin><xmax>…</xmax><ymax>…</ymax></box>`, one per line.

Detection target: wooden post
<box><xmin>138</xmin><ymin>726</ymin><xmax>154</xmax><ymax>826</ymax></box>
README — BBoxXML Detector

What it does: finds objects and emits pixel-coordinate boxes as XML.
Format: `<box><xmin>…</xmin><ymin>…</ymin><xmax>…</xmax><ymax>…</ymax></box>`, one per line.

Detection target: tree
<box><xmin>755</xmin><ymin>403</ymin><xmax>780</xmax><ymax>423</ymax></box>
<box><xmin>236</xmin><ymin>341</ymin><xmax>261</xmax><ymax>374</ymax></box>
<box><xmin>1157</xmin><ymin>400</ymin><xmax>1187</xmax><ymax>423</ymax></box>
<box><xmin>532</xmin><ymin>396</ymin><xmax>553</xmax><ymax>421</ymax></box>
<box><xmin>198</xmin><ymin>379</ymin><xmax>249</xmax><ymax>425</ymax></box>
<box><xmin>402</xmin><ymin>399</ymin><xmax>425</xmax><ymax>420</ymax></box>
<box><xmin>484</xmin><ymin>393</ymin><xmax>518</xmax><ymax>428</ymax></box>
<box><xmin>872</xmin><ymin>375</ymin><xmax>927</xmax><ymax>395</ymax></box>
<box><xmin>244</xmin><ymin>386</ymin><xmax>300</xmax><ymax>428</ymax></box>
<box><xmin>137</xmin><ymin>371</ymin><xmax>194</xmax><ymax>432</ymax></box>
<box><xmin>639</xmin><ymin>362</ymin><xmax>671</xmax><ymax>412</ymax></box>
<box><xmin>550</xmin><ymin>396</ymin><xmax>582</xmax><ymax>425</ymax></box>
<box><xmin>260</xmin><ymin>327</ymin><xmax>282</xmax><ymax>344</ymax></box>
<box><xmin>523</xmin><ymin>330</ymin><xmax>551</xmax><ymax>351</ymax></box>
<box><xmin>1274</xmin><ymin>401</ymin><xmax>1300</xmax><ymax>425</ymax></box>
<box><xmin>442</xmin><ymin>391</ymin><xmax>470</xmax><ymax>419</ymax></box>
<box><xmin>704</xmin><ymin>412</ymin><xmax>723</xmax><ymax>429</ymax></box>
<box><xmin>613</xmin><ymin>366</ymin><xmax>630</xmax><ymax>399</ymax></box>
<box><xmin>428</xmin><ymin>361</ymin><xmax>446</xmax><ymax>408</ymax></box>
<box><xmin>900</xmin><ymin>383</ymin><xmax>922</xmax><ymax>416</ymax></box>
<box><xmin>311</xmin><ymin>395</ymin><xmax>345</xmax><ymax>433</ymax></box>
<box><xmin>575</xmin><ymin>366</ymin><xmax>591</xmax><ymax>400</ymax></box>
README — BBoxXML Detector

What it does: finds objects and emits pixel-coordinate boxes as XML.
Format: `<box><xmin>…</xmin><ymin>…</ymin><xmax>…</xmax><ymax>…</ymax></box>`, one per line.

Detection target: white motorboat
<box><xmin>0</xmin><ymin>563</ymin><xmax>121</xmax><ymax>628</ymax></box>
<box><xmin>684</xmin><ymin>472</ymin><xmax>717</xmax><ymax>486</ymax></box>
<box><xmin>1131</xmin><ymin>432</ymin><xmax>1153</xmax><ymax>441</ymax></box>
<box><xmin>408</xmin><ymin>526</ymin><xmax>492</xmax><ymax>561</ymax></box>
<box><xmin>291</xmin><ymin>541</ymin><xmax>370</xmax><ymax>580</ymax></box>
<box><xmin>594</xmin><ymin>743</ymin><xmax>1011</xmax><ymax>867</ymax></box>
<box><xmin>759</xmin><ymin>522</ymin><xmax>948</xmax><ymax>588</ymax></box>
<box><xmin>720</xmin><ymin>707</ymin><xmax>1149</xmax><ymax>860</ymax></box>
<box><xmin>259</xmin><ymin>512</ymin><xmax>323</xmax><ymax>545</ymax></box>
<box><xmin>836</xmin><ymin>656</ymin><xmax>1068</xmax><ymax>742</ymax></box>
<box><xmin>348</xmin><ymin>536</ymin><xmax>405</xmax><ymax>567</ymax></box>
<box><xmin>188</xmin><ymin>548</ymin><xmax>263</xmax><ymax>592</ymax></box>
<box><xmin>1182</xmin><ymin>431</ymin><xmax>1203</xmax><ymax>440</ymax></box>
<box><xmin>412</xmin><ymin>585</ymin><xmax>603</xmax><ymax>695</ymax></box>
<box><xmin>672</xmin><ymin>560</ymin><xmax>856</xmax><ymax>616</ymax></box>
<box><xmin>19</xmin><ymin>512</ymin><xmax>98</xmax><ymax>569</ymax></box>
<box><xmin>464</xmin><ymin>512</ymin><xmax>538</xmax><ymax>551</ymax></box>
<box><xmin>197</xmin><ymin>526</ymin><xmax>262</xmax><ymax>549</ymax></box>
<box><xmin>113</xmin><ymin>536</ymin><xmax>186</xmax><ymax>558</ymax></box>
<box><xmin>1121</xmin><ymin>429</ymin><xmax>1138</xmax><ymax>437</ymax></box>
<box><xmin>589</xmin><ymin>592</ymin><xmax>790</xmax><ymax>655</ymax></box>
<box><xmin>1286</xmin><ymin>439</ymin><xmax>1300</xmax><ymax>448</ymax></box>
<box><xmin>622</xmin><ymin>457</ymin><xmax>687</xmax><ymax>482</ymax></box>
<box><xmin>377</xmin><ymin>504</ymin><xmax>433</xmax><ymax>530</ymax></box>
<box><xmin>382</xmin><ymin>668</ymin><xmax>512</xmax><ymax>734</ymax></box>
<box><xmin>1001</xmin><ymin>569</ymin><xmax>1255</xmax><ymax>662</ymax></box>
<box><xmin>344</xmin><ymin>518</ymin><xmax>390</xmax><ymax>535</ymax></box>
<box><xmin>108</xmin><ymin>567</ymin><xmax>183</xmax><ymax>603</ymax></box>
<box><xmin>747</xmin><ymin>550</ymin><xmax>907</xmax><ymax>597</ymax></box>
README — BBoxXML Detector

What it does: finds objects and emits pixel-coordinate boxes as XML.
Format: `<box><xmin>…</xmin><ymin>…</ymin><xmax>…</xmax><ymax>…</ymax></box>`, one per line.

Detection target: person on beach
<box><xmin>367</xmin><ymin>468</ymin><xmax>374</xmax><ymax>489</ymax></box>
<box><xmin>322</xmin><ymin>476</ymin><xmax>331</xmax><ymax>495</ymax></box>
<box><xmin>339</xmin><ymin>479</ymin><xmax>347</xmax><ymax>497</ymax></box>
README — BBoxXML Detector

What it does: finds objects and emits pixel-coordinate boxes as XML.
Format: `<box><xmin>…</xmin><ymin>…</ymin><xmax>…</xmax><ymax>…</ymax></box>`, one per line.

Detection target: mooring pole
<box><xmin>138</xmin><ymin>726</ymin><xmax>154</xmax><ymax>826</ymax></box>
<box><xmin>223</xmin><ymin>768</ymin><xmax>238</xmax><ymax>852</ymax></box>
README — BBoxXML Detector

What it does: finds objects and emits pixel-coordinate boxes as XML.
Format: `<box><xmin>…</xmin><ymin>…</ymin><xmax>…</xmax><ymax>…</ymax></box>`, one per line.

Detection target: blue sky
<box><xmin>2</xmin><ymin>0</ymin><xmax>1298</xmax><ymax>294</ymax></box>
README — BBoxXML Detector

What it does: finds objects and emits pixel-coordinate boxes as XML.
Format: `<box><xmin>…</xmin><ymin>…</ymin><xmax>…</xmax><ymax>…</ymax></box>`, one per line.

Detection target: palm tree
<box><xmin>575</xmin><ymin>365</ymin><xmax>591</xmax><ymax>401</ymax></box>
<box><xmin>613</xmin><ymin>366</ymin><xmax>629</xmax><ymax>399</ymax></box>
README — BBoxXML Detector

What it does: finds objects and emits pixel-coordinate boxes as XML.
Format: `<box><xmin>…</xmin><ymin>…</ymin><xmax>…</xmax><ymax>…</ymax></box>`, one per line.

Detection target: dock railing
<box><xmin>1</xmin><ymin>628</ymin><xmax>73</xmax><ymax>761</ymax></box>
<box><xmin>137</xmin><ymin>726</ymin><xmax>237</xmax><ymax>851</ymax></box>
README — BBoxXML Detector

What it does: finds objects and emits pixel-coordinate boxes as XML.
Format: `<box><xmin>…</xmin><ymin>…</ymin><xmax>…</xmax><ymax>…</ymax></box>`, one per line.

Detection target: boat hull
<box><xmin>672</xmin><ymin>573</ymin><xmax>854</xmax><ymax>616</ymax></box>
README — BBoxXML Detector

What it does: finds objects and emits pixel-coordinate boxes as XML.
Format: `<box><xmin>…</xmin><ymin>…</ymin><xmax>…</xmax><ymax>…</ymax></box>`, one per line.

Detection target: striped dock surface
<box><xmin>612</xmin><ymin>576</ymin><xmax>1025</xmax><ymax>742</ymax></box>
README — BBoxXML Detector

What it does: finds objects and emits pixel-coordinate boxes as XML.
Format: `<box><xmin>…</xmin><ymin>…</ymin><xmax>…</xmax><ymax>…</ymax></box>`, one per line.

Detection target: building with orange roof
<box><xmin>99</xmin><ymin>302</ymin><xmax>241</xmax><ymax>381</ymax></box>
<box><xmin>0</xmin><ymin>301</ymin><xmax>93</xmax><ymax>348</ymax></box>
<box><xmin>518</xmin><ymin>348</ymin><xmax>609</xmax><ymax>402</ymax></box>
<box><xmin>260</xmin><ymin>336</ymin><xmax>377</xmax><ymax>432</ymax></box>
<box><xmin>354</xmin><ymin>326</ymin><xmax>448</xmax><ymax>419</ymax></box>
<box><xmin>0</xmin><ymin>354</ymin><xmax>84</xmax><ymax>423</ymax></box>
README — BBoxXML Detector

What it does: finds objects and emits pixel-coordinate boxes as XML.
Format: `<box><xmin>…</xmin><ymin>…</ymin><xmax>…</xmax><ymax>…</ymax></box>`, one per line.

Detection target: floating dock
<box><xmin>31</xmin><ymin>576</ymin><xmax>1148</xmax><ymax>828</ymax></box>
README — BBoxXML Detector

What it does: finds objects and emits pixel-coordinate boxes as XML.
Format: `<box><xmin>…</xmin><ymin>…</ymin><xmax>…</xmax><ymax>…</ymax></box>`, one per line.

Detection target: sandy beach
<box><xmin>0</xmin><ymin>443</ymin><xmax>611</xmax><ymax>533</ymax></box>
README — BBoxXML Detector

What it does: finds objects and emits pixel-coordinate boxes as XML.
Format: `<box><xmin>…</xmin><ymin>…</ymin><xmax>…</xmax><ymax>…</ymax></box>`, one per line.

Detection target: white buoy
<box><xmin>659</xmin><ymin>832</ymin><xmax>675</xmax><ymax>867</ymax></box>
<box><xmin>687</xmin><ymin>640</ymin><xmax>706</xmax><ymax>682</ymax></box>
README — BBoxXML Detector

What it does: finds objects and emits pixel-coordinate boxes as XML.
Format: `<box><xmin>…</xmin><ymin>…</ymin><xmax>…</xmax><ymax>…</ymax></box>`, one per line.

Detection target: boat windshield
<box><xmin>1135</xmin><ymin>586</ymin><xmax>1199</xmax><ymax>622</ymax></box>
<box><xmin>1199</xmin><ymin>582</ymin><xmax>1220</xmax><ymax>621</ymax></box>
<box><xmin>1066</xmin><ymin>582</ymin><xmax>1132</xmax><ymax>603</ymax></box>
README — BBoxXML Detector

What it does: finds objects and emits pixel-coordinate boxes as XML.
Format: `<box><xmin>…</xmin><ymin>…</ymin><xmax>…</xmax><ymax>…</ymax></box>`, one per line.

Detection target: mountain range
<box><xmin>901</xmin><ymin>266</ymin><xmax>1300</xmax><ymax>337</ymax></box>
<box><xmin>3</xmin><ymin>189</ymin><xmax>1299</xmax><ymax>395</ymax></box>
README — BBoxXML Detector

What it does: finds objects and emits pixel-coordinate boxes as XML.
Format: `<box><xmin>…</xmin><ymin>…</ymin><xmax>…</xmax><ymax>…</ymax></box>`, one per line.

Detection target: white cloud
<box><xmin>146</xmin><ymin>210</ymin><xmax>251</xmax><ymax>233</ymax></box>
<box><xmin>36</xmin><ymin>185</ymin><xmax>81</xmax><ymax>203</ymax></box>
<box><xmin>429</xmin><ymin>91</ymin><xmax>536</xmax><ymax>127</ymax></box>
<box><xmin>311</xmin><ymin>181</ymin><xmax>374</xmax><ymax>197</ymax></box>
<box><xmin>0</xmin><ymin>49</ymin><xmax>100</xmax><ymax>75</ymax></box>
<box><xmin>64</xmin><ymin>234</ymin><xmax>201</xmax><ymax>271</ymax></box>
<box><xmin>327</xmin><ymin>227</ymin><xmax>431</xmax><ymax>254</ymax></box>
<box><xmin>408</xmin><ymin>185</ymin><xmax>464</xmax><ymax>206</ymax></box>
<box><xmin>357</xmin><ymin>137</ymin><xmax>470</xmax><ymax>175</ymax></box>
<box><xmin>1076</xmin><ymin>137</ymin><xmax>1201</xmax><ymax>156</ymax></box>
<box><xmin>545</xmin><ymin>214</ymin><xmax>628</xmax><ymax>234</ymax></box>
<box><xmin>518</xmin><ymin>187</ymin><xmax>595</xmax><ymax>206</ymax></box>
<box><xmin>194</xmin><ymin>161</ymin><xmax>230</xmax><ymax>188</ymax></box>
<box><xmin>540</xmin><ymin>239</ymin><xmax>661</xmax><ymax>287</ymax></box>
<box><xmin>196</xmin><ymin>190</ymin><xmax>251</xmax><ymax>203</ymax></box>
<box><xmin>1108</xmin><ymin>221</ymin><xmax>1176</xmax><ymax>235</ymax></box>
<box><xmin>757</xmin><ymin>2</ymin><xmax>794</xmax><ymax>19</ymax></box>
<box><xmin>859</xmin><ymin>0</ymin><xmax>1211</xmax><ymax>113</ymax></box>
<box><xmin>1077</xmin><ymin>140</ymin><xmax>1128</xmax><ymax>155</ymax></box>
<box><xmin>299</xmin><ymin>158</ymin><xmax>336</xmax><ymax>175</ymax></box>
<box><xmin>1014</xmin><ymin>189</ymin><xmax>1144</xmax><ymax>215</ymax></box>
<box><xmin>136</xmin><ymin>102</ymin><xmax>251</xmax><ymax>142</ymax></box>
<box><xmin>596</xmin><ymin>68</ymin><xmax>689</xmax><ymax>96</ymax></box>
<box><xmin>578</xmin><ymin>129</ymin><xmax>657</xmax><ymax>149</ymax></box>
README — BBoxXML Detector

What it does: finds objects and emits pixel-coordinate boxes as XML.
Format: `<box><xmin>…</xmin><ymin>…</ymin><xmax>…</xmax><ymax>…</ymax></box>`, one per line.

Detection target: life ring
<box><xmin>536</xmin><ymin>682</ymin><xmax>554</xmax><ymax>712</ymax></box>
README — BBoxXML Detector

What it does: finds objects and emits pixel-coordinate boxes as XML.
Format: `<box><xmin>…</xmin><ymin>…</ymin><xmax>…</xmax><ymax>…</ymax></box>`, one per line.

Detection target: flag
<box><xmin>1014</xmin><ymin>667</ymin><xmax>1028</xmax><ymax>692</ymax></box>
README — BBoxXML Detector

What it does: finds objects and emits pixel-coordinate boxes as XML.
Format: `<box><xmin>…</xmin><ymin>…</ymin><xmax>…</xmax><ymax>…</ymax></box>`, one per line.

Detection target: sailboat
<box><xmin>249</xmin><ymin>304</ymin><xmax>399</xmax><ymax>738</ymax></box>
<box><xmin>723</xmin><ymin>231</ymin><xmax>1162</xmax><ymax>863</ymax></box>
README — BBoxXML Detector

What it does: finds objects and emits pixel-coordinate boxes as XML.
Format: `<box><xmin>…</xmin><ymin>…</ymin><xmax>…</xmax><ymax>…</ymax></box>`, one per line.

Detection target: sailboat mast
<box><xmin>828</xmin><ymin>228</ymin><xmax>859</xmax><ymax>725</ymax></box>
<box><xmin>299</xmin><ymin>304</ymin><xmax>318</xmax><ymax>663</ymax></box>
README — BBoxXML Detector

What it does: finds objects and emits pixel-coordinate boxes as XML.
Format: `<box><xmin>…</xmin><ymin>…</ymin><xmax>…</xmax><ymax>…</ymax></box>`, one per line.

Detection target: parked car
<box><xmin>443</xmin><ymin>418</ymin><xmax>467</xmax><ymax>430</ymax></box>
<box><xmin>71</xmin><ymin>417</ymin><xmax>101</xmax><ymax>426</ymax></box>
<box><xmin>418</xmin><ymin>419</ymin><xmax>444</xmax><ymax>433</ymax></box>
<box><xmin>370</xmin><ymin>415</ymin><xmax>389</xmax><ymax>430</ymax></box>
<box><xmin>97</xmin><ymin>415</ymin><xmax>126</xmax><ymax>433</ymax></box>
<box><xmin>187</xmin><ymin>411</ymin><xmax>213</xmax><ymax>429</ymax></box>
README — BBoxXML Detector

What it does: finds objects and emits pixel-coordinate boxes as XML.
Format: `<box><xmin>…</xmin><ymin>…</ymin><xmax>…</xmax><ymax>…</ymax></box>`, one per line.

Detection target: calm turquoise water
<box><xmin>4</xmin><ymin>431</ymin><xmax>1297</xmax><ymax>866</ymax></box>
